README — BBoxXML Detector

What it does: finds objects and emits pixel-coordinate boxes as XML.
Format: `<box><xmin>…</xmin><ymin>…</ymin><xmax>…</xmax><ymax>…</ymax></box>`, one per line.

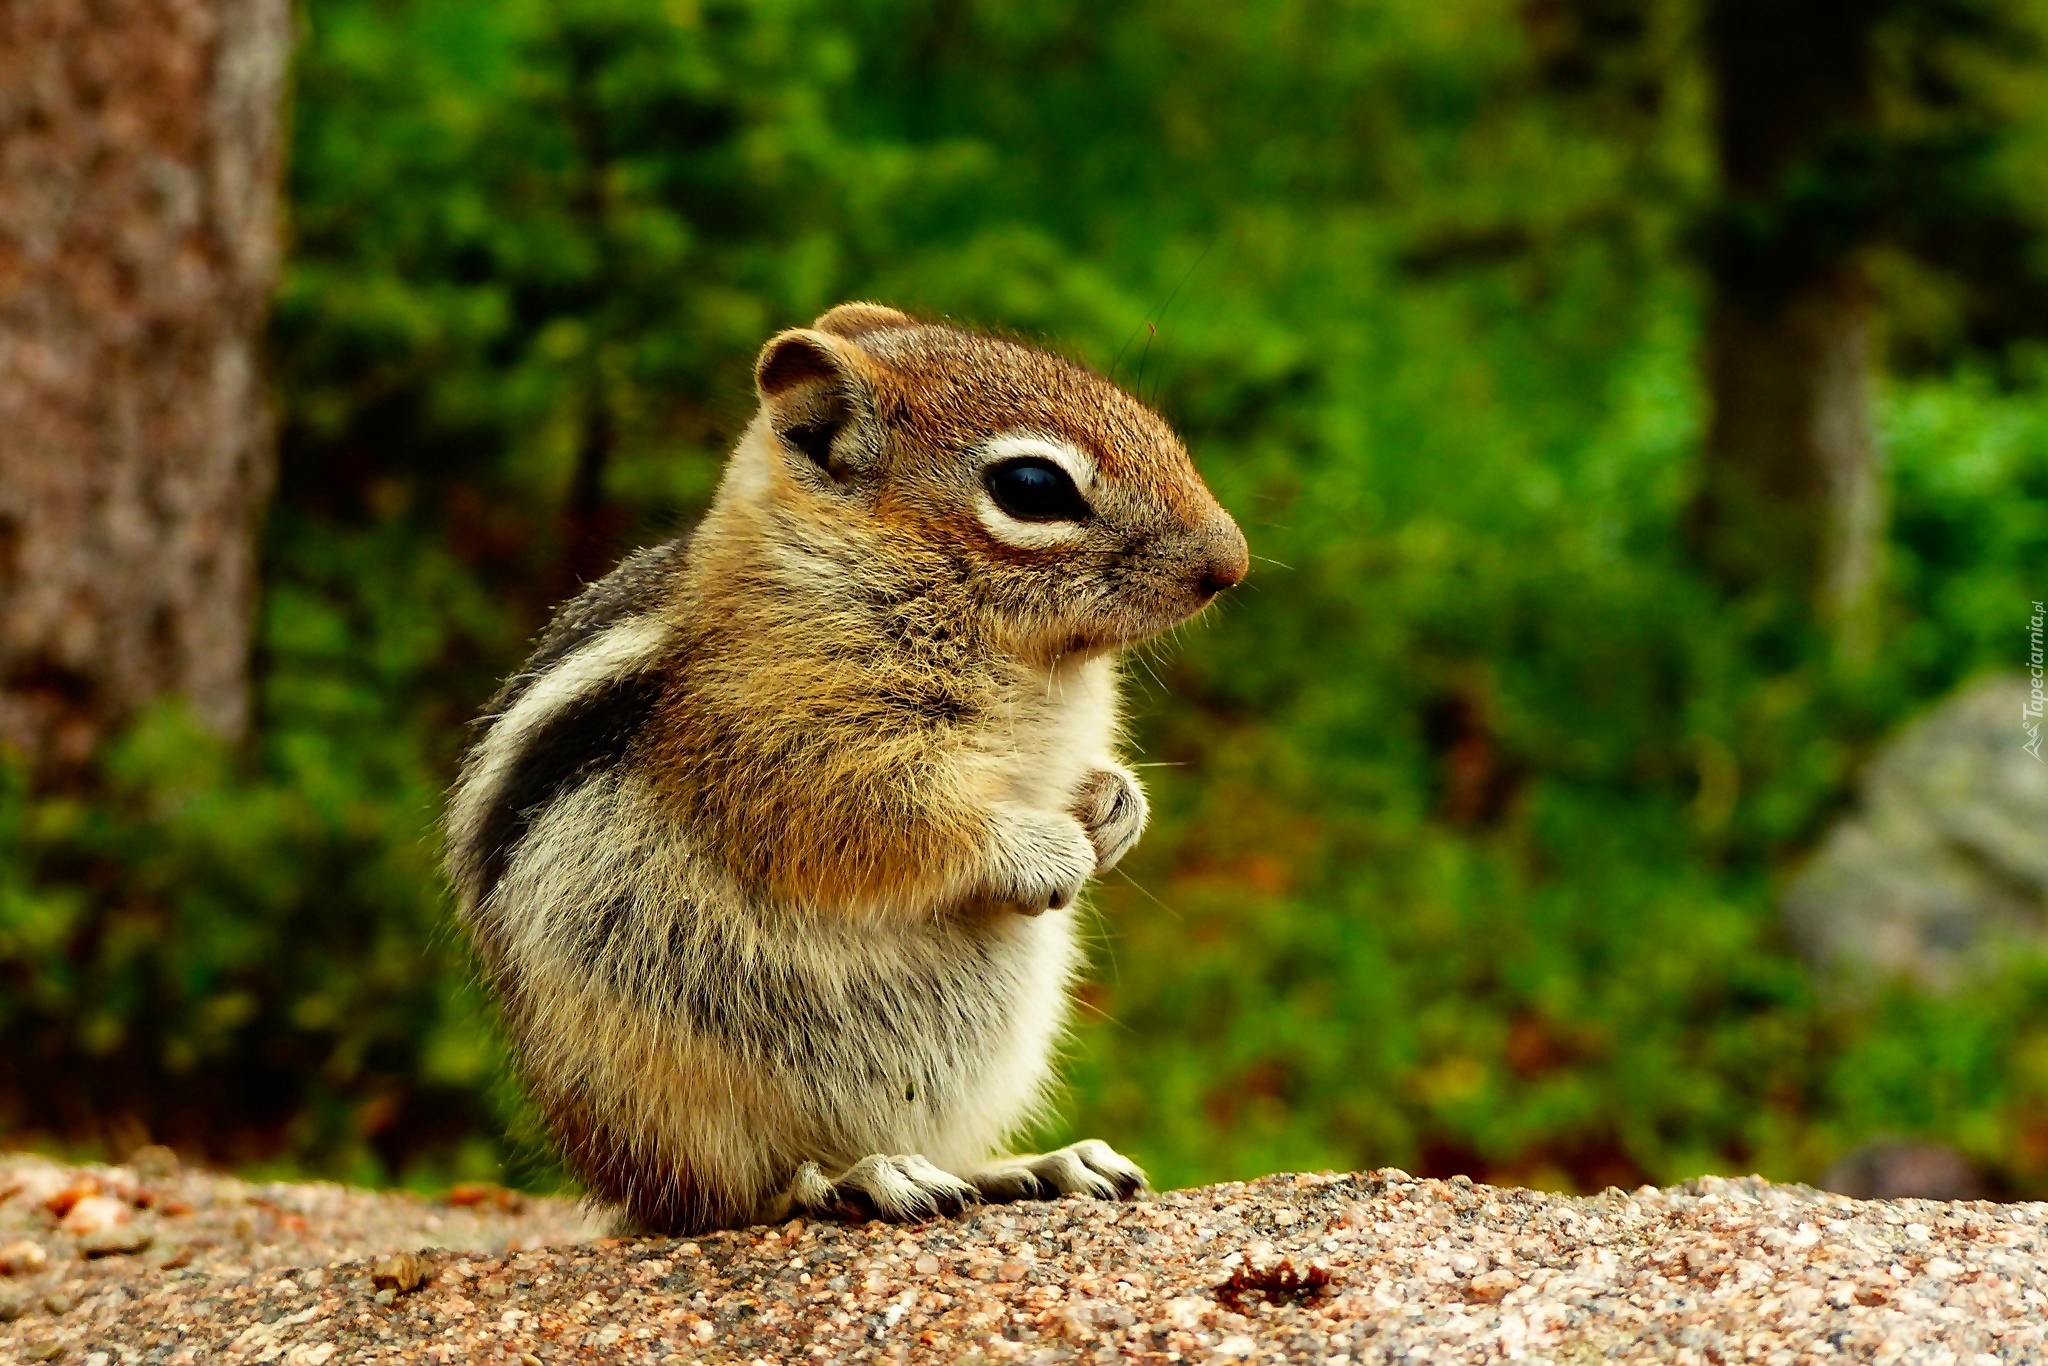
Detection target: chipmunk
<box><xmin>444</xmin><ymin>302</ymin><xmax>1248</xmax><ymax>1234</ymax></box>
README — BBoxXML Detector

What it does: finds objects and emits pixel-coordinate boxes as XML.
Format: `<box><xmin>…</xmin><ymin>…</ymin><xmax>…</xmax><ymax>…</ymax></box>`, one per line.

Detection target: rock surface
<box><xmin>2</xmin><ymin>1152</ymin><xmax>2046</xmax><ymax>1363</ymax></box>
<box><xmin>1784</xmin><ymin>673</ymin><xmax>2048</xmax><ymax>987</ymax></box>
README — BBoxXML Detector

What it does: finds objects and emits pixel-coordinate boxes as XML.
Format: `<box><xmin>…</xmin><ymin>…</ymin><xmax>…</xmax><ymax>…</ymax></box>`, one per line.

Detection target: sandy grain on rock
<box><xmin>1</xmin><ymin>1154</ymin><xmax>2043</xmax><ymax>1363</ymax></box>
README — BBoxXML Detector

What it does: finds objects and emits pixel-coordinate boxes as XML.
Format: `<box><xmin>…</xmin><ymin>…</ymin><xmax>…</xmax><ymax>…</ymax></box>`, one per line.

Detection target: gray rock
<box><xmin>1821</xmin><ymin>1141</ymin><xmax>1991</xmax><ymax>1201</ymax></box>
<box><xmin>1783</xmin><ymin>674</ymin><xmax>2048</xmax><ymax>987</ymax></box>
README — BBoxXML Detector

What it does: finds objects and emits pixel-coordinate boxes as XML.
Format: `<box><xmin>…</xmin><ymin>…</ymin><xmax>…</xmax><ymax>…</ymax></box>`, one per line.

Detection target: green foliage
<box><xmin>0</xmin><ymin>555</ymin><xmax>514</xmax><ymax>1183</ymax></box>
<box><xmin>4</xmin><ymin>0</ymin><xmax>2048</xmax><ymax>1194</ymax></box>
<box><xmin>1087</xmin><ymin>352</ymin><xmax>2048</xmax><ymax>1192</ymax></box>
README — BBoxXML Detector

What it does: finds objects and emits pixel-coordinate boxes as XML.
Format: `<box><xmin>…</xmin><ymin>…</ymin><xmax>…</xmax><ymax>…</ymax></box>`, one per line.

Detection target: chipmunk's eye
<box><xmin>984</xmin><ymin>457</ymin><xmax>1091</xmax><ymax>523</ymax></box>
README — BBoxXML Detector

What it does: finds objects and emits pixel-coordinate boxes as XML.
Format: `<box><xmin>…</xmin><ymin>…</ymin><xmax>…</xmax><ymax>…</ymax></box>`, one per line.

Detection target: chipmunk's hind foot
<box><xmin>969</xmin><ymin>1139</ymin><xmax>1148</xmax><ymax>1203</ymax></box>
<box><xmin>778</xmin><ymin>1153</ymin><xmax>980</xmax><ymax>1224</ymax></box>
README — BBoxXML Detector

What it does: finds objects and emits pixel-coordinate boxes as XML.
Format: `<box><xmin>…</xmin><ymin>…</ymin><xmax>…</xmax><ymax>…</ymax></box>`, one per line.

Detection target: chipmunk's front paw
<box><xmin>980</xmin><ymin>809</ymin><xmax>1098</xmax><ymax>916</ymax></box>
<box><xmin>968</xmin><ymin>1139</ymin><xmax>1149</xmax><ymax>1204</ymax></box>
<box><xmin>781</xmin><ymin>1154</ymin><xmax>979</xmax><ymax>1223</ymax></box>
<box><xmin>1073</xmin><ymin>766</ymin><xmax>1147</xmax><ymax>873</ymax></box>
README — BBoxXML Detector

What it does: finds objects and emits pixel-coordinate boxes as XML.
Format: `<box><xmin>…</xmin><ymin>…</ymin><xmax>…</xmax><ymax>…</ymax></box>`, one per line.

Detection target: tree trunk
<box><xmin>1697</xmin><ymin>268</ymin><xmax>1885</xmax><ymax>646</ymax></box>
<box><xmin>1694</xmin><ymin>0</ymin><xmax>1886</xmax><ymax>652</ymax></box>
<box><xmin>0</xmin><ymin>0</ymin><xmax>290</xmax><ymax>772</ymax></box>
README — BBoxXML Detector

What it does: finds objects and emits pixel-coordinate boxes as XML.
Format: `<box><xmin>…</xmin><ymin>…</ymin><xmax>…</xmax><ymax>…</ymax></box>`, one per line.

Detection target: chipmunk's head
<box><xmin>732</xmin><ymin>302</ymin><xmax>1248</xmax><ymax>663</ymax></box>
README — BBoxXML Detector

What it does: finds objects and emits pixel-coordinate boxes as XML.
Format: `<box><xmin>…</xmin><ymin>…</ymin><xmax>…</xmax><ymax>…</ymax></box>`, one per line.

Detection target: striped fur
<box><xmin>445</xmin><ymin>305</ymin><xmax>1246</xmax><ymax>1233</ymax></box>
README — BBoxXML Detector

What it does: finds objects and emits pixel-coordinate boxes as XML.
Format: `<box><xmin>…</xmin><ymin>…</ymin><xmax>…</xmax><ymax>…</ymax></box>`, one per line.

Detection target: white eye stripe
<box><xmin>974</xmin><ymin>432</ymin><xmax>1095</xmax><ymax>548</ymax></box>
<box><xmin>975</xmin><ymin>500</ymin><xmax>1087</xmax><ymax>548</ymax></box>
<box><xmin>978</xmin><ymin>432</ymin><xmax>1096</xmax><ymax>489</ymax></box>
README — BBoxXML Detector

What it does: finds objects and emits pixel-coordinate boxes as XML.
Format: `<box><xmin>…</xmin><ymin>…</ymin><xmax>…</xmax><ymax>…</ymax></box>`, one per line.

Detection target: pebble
<box><xmin>1465</xmin><ymin>1267</ymin><xmax>1517</xmax><ymax>1302</ymax></box>
<box><xmin>43</xmin><ymin>1181</ymin><xmax>101</xmax><ymax>1219</ymax></box>
<box><xmin>59</xmin><ymin>1196</ymin><xmax>154</xmax><ymax>1258</ymax></box>
<box><xmin>0</xmin><ymin>1239</ymin><xmax>47</xmax><ymax>1276</ymax></box>
<box><xmin>370</xmin><ymin>1251</ymin><xmax>428</xmax><ymax>1293</ymax></box>
<box><xmin>77</xmin><ymin>1221</ymin><xmax>153</xmax><ymax>1258</ymax></box>
<box><xmin>57</xmin><ymin>1196</ymin><xmax>128</xmax><ymax>1239</ymax></box>
<box><xmin>445</xmin><ymin>1182</ymin><xmax>524</xmax><ymax>1212</ymax></box>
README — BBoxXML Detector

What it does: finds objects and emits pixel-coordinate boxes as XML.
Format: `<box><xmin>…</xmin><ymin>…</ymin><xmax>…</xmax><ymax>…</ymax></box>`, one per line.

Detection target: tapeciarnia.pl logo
<box><xmin>2027</xmin><ymin>600</ymin><xmax>2045</xmax><ymax>761</ymax></box>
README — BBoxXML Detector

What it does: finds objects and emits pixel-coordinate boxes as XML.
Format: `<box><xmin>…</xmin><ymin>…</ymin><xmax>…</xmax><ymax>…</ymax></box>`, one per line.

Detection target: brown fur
<box><xmin>622</xmin><ymin>306</ymin><xmax>1245</xmax><ymax>915</ymax></box>
<box><xmin>813</xmin><ymin>308</ymin><xmax>1214</xmax><ymax>513</ymax></box>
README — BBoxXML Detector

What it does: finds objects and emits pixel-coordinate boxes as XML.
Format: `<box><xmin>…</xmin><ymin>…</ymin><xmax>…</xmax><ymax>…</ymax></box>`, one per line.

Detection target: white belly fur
<box><xmin>493</xmin><ymin>764</ymin><xmax>1090</xmax><ymax>1208</ymax></box>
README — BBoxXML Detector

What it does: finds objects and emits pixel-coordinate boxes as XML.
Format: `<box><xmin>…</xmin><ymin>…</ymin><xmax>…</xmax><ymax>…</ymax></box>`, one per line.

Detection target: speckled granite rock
<box><xmin>3</xmin><ymin>1152</ymin><xmax>2045</xmax><ymax>1363</ymax></box>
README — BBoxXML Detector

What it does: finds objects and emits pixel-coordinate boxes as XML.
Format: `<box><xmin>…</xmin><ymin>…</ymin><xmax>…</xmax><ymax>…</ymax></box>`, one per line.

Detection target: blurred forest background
<box><xmin>3</xmin><ymin>0</ymin><xmax>2047</xmax><ymax>1199</ymax></box>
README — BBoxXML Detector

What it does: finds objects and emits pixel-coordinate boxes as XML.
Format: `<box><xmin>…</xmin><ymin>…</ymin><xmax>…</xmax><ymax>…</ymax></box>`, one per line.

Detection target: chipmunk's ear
<box><xmin>755</xmin><ymin>329</ymin><xmax>849</xmax><ymax>401</ymax></box>
<box><xmin>812</xmin><ymin>301</ymin><xmax>915</xmax><ymax>341</ymax></box>
<box><xmin>754</xmin><ymin>329</ymin><xmax>879</xmax><ymax>485</ymax></box>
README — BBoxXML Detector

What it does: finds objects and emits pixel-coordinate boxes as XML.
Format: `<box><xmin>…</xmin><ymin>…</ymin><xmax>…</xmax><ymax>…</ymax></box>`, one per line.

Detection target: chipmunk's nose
<box><xmin>1193</xmin><ymin>518</ymin><xmax>1250</xmax><ymax>599</ymax></box>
